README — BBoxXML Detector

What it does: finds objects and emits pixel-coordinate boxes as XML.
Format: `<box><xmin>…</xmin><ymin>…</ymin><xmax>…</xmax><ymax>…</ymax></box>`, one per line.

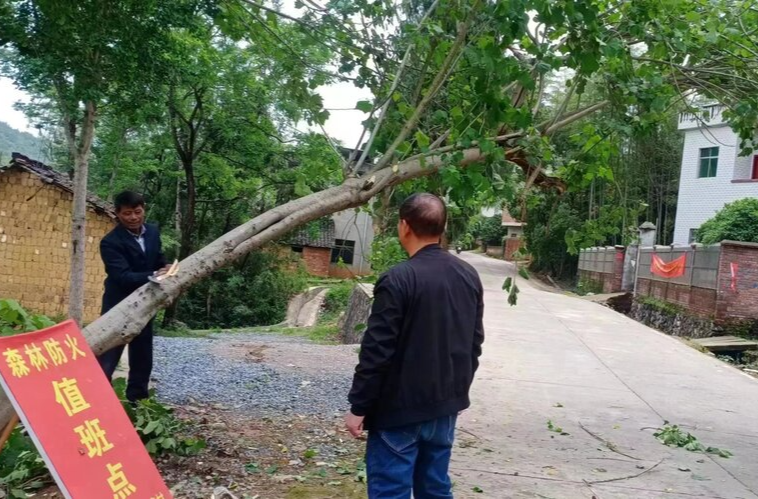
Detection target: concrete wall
<box><xmin>332</xmin><ymin>209</ymin><xmax>373</xmax><ymax>275</ymax></box>
<box><xmin>0</xmin><ymin>170</ymin><xmax>115</xmax><ymax>323</ymax></box>
<box><xmin>673</xmin><ymin>121</ymin><xmax>758</xmax><ymax>245</ymax></box>
<box><xmin>578</xmin><ymin>246</ymin><xmax>625</xmax><ymax>293</ymax></box>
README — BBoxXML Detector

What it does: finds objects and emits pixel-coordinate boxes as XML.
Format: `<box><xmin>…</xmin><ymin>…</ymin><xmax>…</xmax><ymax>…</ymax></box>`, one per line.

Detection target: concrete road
<box><xmin>450</xmin><ymin>252</ymin><xmax>758</xmax><ymax>499</ymax></box>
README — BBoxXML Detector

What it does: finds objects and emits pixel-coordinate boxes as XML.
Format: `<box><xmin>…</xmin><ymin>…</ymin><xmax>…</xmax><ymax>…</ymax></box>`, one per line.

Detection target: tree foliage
<box><xmin>698</xmin><ymin>198</ymin><xmax>758</xmax><ymax>244</ymax></box>
<box><xmin>1</xmin><ymin>0</ymin><xmax>758</xmax><ymax>427</ymax></box>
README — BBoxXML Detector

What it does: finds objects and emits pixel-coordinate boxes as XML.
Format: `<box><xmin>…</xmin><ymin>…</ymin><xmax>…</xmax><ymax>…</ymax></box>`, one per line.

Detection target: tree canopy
<box><xmin>2</xmin><ymin>0</ymin><xmax>758</xmax><ymax>425</ymax></box>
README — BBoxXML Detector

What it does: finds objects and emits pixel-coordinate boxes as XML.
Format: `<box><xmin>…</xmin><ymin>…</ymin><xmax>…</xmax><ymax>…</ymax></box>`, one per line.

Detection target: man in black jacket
<box><xmin>98</xmin><ymin>191</ymin><xmax>170</xmax><ymax>402</ymax></box>
<box><xmin>346</xmin><ymin>193</ymin><xmax>484</xmax><ymax>498</ymax></box>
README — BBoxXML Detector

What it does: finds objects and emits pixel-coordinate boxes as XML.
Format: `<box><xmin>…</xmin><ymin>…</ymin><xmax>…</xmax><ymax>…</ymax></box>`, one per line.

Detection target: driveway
<box><xmin>451</xmin><ymin>252</ymin><xmax>758</xmax><ymax>499</ymax></box>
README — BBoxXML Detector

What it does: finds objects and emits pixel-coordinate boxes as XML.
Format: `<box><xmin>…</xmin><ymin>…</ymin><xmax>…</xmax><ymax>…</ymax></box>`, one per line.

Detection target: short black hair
<box><xmin>399</xmin><ymin>193</ymin><xmax>447</xmax><ymax>237</ymax></box>
<box><xmin>114</xmin><ymin>191</ymin><xmax>145</xmax><ymax>212</ymax></box>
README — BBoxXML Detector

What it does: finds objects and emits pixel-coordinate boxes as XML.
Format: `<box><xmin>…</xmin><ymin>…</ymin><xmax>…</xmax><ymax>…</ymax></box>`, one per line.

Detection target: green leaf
<box><xmin>356</xmin><ymin>100</ymin><xmax>373</xmax><ymax>113</ymax></box>
<box><xmin>415</xmin><ymin>130</ymin><xmax>430</xmax><ymax>150</ymax></box>
<box><xmin>502</xmin><ymin>277</ymin><xmax>512</xmax><ymax>291</ymax></box>
<box><xmin>472</xmin><ymin>486</ymin><xmax>484</xmax><ymax>493</ymax></box>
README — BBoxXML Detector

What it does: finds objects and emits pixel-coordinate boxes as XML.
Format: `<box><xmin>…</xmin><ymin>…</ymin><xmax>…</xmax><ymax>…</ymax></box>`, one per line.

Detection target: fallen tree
<box><xmin>1</xmin><ymin>0</ymin><xmax>758</xmax><ymax>427</ymax></box>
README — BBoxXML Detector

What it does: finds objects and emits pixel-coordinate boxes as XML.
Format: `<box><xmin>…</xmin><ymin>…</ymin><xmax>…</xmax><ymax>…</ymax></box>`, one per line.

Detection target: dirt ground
<box><xmin>35</xmin><ymin>406</ymin><xmax>367</xmax><ymax>499</ymax></box>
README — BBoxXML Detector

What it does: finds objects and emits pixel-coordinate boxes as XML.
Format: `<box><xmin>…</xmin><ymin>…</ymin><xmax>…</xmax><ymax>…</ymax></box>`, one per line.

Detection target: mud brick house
<box><xmin>0</xmin><ymin>153</ymin><xmax>116</xmax><ymax>323</ymax></box>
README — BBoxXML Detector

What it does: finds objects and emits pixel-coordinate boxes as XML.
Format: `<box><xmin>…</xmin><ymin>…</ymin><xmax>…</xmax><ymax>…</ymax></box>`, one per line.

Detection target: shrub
<box><xmin>370</xmin><ymin>236</ymin><xmax>407</xmax><ymax>274</ymax></box>
<box><xmin>177</xmin><ymin>251</ymin><xmax>308</xmax><ymax>329</ymax></box>
<box><xmin>324</xmin><ymin>282</ymin><xmax>354</xmax><ymax>316</ymax></box>
<box><xmin>698</xmin><ymin>198</ymin><xmax>758</xmax><ymax>244</ymax></box>
<box><xmin>113</xmin><ymin>378</ymin><xmax>205</xmax><ymax>456</ymax></box>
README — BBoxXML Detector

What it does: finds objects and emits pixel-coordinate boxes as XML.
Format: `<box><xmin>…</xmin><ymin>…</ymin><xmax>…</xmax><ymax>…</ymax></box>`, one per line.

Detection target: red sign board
<box><xmin>0</xmin><ymin>320</ymin><xmax>171</xmax><ymax>499</ymax></box>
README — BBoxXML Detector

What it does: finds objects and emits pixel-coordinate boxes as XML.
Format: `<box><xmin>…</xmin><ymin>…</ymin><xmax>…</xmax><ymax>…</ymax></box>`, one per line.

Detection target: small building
<box><xmin>674</xmin><ymin>104</ymin><xmax>758</xmax><ymax>245</ymax></box>
<box><xmin>0</xmin><ymin>153</ymin><xmax>116</xmax><ymax>323</ymax></box>
<box><xmin>288</xmin><ymin>211</ymin><xmax>374</xmax><ymax>277</ymax></box>
<box><xmin>502</xmin><ymin>208</ymin><xmax>525</xmax><ymax>261</ymax></box>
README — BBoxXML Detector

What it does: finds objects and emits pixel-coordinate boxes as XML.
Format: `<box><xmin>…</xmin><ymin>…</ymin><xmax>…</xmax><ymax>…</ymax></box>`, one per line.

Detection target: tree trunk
<box><xmin>67</xmin><ymin>101</ymin><xmax>97</xmax><ymax>325</ymax></box>
<box><xmin>0</xmin><ymin>115</ymin><xmax>587</xmax><ymax>424</ymax></box>
<box><xmin>163</xmin><ymin>160</ymin><xmax>196</xmax><ymax>327</ymax></box>
<box><xmin>67</xmin><ymin>152</ymin><xmax>89</xmax><ymax>325</ymax></box>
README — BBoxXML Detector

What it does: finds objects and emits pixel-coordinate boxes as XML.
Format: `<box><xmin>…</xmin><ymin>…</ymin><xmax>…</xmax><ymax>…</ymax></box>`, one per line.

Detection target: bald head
<box><xmin>399</xmin><ymin>193</ymin><xmax>447</xmax><ymax>238</ymax></box>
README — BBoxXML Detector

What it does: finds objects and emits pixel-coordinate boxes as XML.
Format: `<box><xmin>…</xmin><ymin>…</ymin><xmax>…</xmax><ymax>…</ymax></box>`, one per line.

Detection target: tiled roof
<box><xmin>3</xmin><ymin>153</ymin><xmax>116</xmax><ymax>219</ymax></box>
<box><xmin>288</xmin><ymin>217</ymin><xmax>336</xmax><ymax>248</ymax></box>
<box><xmin>502</xmin><ymin>207</ymin><xmax>523</xmax><ymax>226</ymax></box>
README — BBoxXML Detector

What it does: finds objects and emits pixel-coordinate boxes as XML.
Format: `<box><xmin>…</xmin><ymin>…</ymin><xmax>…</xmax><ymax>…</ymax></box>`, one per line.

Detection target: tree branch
<box><xmin>352</xmin><ymin>0</ymin><xmax>440</xmax><ymax>174</ymax></box>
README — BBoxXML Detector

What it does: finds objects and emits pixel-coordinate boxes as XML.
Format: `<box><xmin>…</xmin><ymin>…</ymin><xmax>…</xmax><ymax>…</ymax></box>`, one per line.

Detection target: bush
<box><xmin>177</xmin><ymin>251</ymin><xmax>308</xmax><ymax>329</ymax></box>
<box><xmin>323</xmin><ymin>282</ymin><xmax>354</xmax><ymax>316</ymax></box>
<box><xmin>698</xmin><ymin>198</ymin><xmax>758</xmax><ymax>244</ymax></box>
<box><xmin>113</xmin><ymin>378</ymin><xmax>205</xmax><ymax>456</ymax></box>
<box><xmin>473</xmin><ymin>215</ymin><xmax>507</xmax><ymax>246</ymax></box>
<box><xmin>370</xmin><ymin>236</ymin><xmax>407</xmax><ymax>274</ymax></box>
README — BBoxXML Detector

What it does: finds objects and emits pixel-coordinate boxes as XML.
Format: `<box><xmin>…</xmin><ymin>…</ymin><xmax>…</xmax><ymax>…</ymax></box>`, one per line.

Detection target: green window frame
<box><xmin>699</xmin><ymin>147</ymin><xmax>719</xmax><ymax>178</ymax></box>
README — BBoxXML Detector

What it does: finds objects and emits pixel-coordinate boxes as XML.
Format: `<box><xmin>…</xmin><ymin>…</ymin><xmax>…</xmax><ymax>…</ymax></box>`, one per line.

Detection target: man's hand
<box><xmin>345</xmin><ymin>411</ymin><xmax>365</xmax><ymax>438</ymax></box>
<box><xmin>155</xmin><ymin>264</ymin><xmax>173</xmax><ymax>277</ymax></box>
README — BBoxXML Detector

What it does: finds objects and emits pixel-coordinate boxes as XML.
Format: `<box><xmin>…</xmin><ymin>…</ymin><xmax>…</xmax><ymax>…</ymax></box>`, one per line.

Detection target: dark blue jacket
<box><xmin>348</xmin><ymin>244</ymin><xmax>485</xmax><ymax>430</ymax></box>
<box><xmin>100</xmin><ymin>224</ymin><xmax>166</xmax><ymax>313</ymax></box>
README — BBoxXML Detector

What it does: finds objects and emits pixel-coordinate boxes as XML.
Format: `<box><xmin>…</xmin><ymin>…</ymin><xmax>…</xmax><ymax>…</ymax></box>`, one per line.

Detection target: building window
<box><xmin>752</xmin><ymin>156</ymin><xmax>758</xmax><ymax>180</ymax></box>
<box><xmin>331</xmin><ymin>239</ymin><xmax>355</xmax><ymax>265</ymax></box>
<box><xmin>291</xmin><ymin>246</ymin><xmax>303</xmax><ymax>253</ymax></box>
<box><xmin>699</xmin><ymin>147</ymin><xmax>718</xmax><ymax>178</ymax></box>
<box><xmin>688</xmin><ymin>229</ymin><xmax>698</xmax><ymax>244</ymax></box>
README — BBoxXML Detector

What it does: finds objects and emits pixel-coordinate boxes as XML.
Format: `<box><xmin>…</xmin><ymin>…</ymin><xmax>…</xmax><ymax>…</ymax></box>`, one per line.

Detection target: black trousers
<box><xmin>98</xmin><ymin>320</ymin><xmax>153</xmax><ymax>402</ymax></box>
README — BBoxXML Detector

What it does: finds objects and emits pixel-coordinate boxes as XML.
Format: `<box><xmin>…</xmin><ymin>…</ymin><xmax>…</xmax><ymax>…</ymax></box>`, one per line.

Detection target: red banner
<box><xmin>0</xmin><ymin>320</ymin><xmax>171</xmax><ymax>499</ymax></box>
<box><xmin>651</xmin><ymin>254</ymin><xmax>686</xmax><ymax>279</ymax></box>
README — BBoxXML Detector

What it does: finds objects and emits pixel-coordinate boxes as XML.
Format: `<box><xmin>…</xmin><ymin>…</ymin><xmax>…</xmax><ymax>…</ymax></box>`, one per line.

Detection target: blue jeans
<box><xmin>366</xmin><ymin>414</ymin><xmax>457</xmax><ymax>499</ymax></box>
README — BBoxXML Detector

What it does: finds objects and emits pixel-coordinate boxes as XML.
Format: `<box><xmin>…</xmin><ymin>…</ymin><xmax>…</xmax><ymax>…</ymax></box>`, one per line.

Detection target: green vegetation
<box><xmin>637</xmin><ymin>296</ymin><xmax>685</xmax><ymax>316</ymax></box>
<box><xmin>113</xmin><ymin>378</ymin><xmax>205</xmax><ymax>456</ymax></box>
<box><xmin>698</xmin><ymin>198</ymin><xmax>758</xmax><ymax>244</ymax></box>
<box><xmin>575</xmin><ymin>278</ymin><xmax>603</xmax><ymax>296</ymax></box>
<box><xmin>654</xmin><ymin>423</ymin><xmax>732</xmax><ymax>458</ymax></box>
<box><xmin>0</xmin><ymin>122</ymin><xmax>44</xmax><ymax>163</ymax></box>
<box><xmin>176</xmin><ymin>252</ymin><xmax>308</xmax><ymax>330</ymax></box>
<box><xmin>0</xmin><ymin>299</ymin><xmax>55</xmax><ymax>335</ymax></box>
<box><xmin>369</xmin><ymin>236</ymin><xmax>407</xmax><ymax>275</ymax></box>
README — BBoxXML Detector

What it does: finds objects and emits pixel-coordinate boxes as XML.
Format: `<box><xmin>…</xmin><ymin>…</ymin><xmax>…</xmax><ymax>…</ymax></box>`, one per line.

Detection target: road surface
<box><xmin>451</xmin><ymin>252</ymin><xmax>758</xmax><ymax>499</ymax></box>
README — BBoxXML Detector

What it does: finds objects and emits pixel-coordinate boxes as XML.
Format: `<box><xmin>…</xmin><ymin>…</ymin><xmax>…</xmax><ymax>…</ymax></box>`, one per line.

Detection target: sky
<box><xmin>0</xmin><ymin>77</ymin><xmax>38</xmax><ymax>135</ymax></box>
<box><xmin>0</xmin><ymin>0</ymin><xmax>372</xmax><ymax>147</ymax></box>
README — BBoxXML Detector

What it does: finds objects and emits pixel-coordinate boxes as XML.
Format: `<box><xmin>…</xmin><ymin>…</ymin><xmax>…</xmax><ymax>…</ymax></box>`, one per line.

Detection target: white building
<box><xmin>673</xmin><ymin>104</ymin><xmax>758</xmax><ymax>245</ymax></box>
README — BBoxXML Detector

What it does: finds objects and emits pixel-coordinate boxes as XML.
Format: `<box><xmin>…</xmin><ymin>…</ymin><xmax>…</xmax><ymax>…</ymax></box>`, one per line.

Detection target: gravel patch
<box><xmin>152</xmin><ymin>333</ymin><xmax>357</xmax><ymax>417</ymax></box>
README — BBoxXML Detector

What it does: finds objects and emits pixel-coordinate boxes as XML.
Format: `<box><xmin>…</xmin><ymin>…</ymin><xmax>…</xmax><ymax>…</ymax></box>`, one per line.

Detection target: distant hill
<box><xmin>0</xmin><ymin>121</ymin><xmax>44</xmax><ymax>164</ymax></box>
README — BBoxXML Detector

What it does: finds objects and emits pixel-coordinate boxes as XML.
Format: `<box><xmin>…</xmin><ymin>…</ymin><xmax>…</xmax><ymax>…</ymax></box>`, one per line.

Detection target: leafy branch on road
<box><xmin>502</xmin><ymin>277</ymin><xmax>520</xmax><ymax>306</ymax></box>
<box><xmin>653</xmin><ymin>423</ymin><xmax>733</xmax><ymax>458</ymax></box>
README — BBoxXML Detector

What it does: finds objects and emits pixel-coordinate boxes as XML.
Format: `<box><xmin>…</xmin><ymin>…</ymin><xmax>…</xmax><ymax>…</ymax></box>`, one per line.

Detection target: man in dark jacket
<box><xmin>346</xmin><ymin>193</ymin><xmax>485</xmax><ymax>498</ymax></box>
<box><xmin>98</xmin><ymin>191</ymin><xmax>170</xmax><ymax>402</ymax></box>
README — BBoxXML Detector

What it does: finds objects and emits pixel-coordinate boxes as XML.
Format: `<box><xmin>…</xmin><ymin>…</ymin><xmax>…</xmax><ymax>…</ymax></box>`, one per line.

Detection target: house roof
<box><xmin>502</xmin><ymin>207</ymin><xmax>524</xmax><ymax>227</ymax></box>
<box><xmin>288</xmin><ymin>217</ymin><xmax>336</xmax><ymax>249</ymax></box>
<box><xmin>2</xmin><ymin>153</ymin><xmax>116</xmax><ymax>219</ymax></box>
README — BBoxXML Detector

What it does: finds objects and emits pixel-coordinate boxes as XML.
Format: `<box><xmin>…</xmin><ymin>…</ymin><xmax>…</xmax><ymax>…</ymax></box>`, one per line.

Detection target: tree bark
<box><xmin>0</xmin><ymin>98</ymin><xmax>599</xmax><ymax>424</ymax></box>
<box><xmin>67</xmin><ymin>100</ymin><xmax>97</xmax><ymax>325</ymax></box>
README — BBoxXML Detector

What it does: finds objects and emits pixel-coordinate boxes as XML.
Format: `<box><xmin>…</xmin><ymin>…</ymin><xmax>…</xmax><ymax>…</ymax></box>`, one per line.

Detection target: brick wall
<box><xmin>716</xmin><ymin>241</ymin><xmax>758</xmax><ymax>320</ymax></box>
<box><xmin>635</xmin><ymin>277</ymin><xmax>717</xmax><ymax>318</ymax></box>
<box><xmin>0</xmin><ymin>170</ymin><xmax>115</xmax><ymax>323</ymax></box>
<box><xmin>302</xmin><ymin>247</ymin><xmax>331</xmax><ymax>277</ymax></box>
<box><xmin>504</xmin><ymin>238</ymin><xmax>523</xmax><ymax>261</ymax></box>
